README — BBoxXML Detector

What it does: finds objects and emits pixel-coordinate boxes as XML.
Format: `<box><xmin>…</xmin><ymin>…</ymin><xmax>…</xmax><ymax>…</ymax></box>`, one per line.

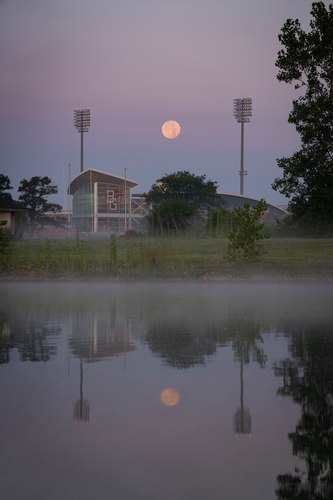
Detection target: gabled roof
<box><xmin>69</xmin><ymin>168</ymin><xmax>138</xmax><ymax>194</ymax></box>
<box><xmin>0</xmin><ymin>197</ymin><xmax>27</xmax><ymax>212</ymax></box>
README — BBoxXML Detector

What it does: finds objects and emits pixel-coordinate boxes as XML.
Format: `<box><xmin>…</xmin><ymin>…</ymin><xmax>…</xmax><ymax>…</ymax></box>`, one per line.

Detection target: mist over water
<box><xmin>1</xmin><ymin>282</ymin><xmax>332</xmax><ymax>500</ymax></box>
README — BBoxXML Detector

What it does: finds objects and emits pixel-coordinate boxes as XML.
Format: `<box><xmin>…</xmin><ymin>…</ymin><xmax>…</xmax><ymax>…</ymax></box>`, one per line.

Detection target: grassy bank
<box><xmin>1</xmin><ymin>235</ymin><xmax>333</xmax><ymax>281</ymax></box>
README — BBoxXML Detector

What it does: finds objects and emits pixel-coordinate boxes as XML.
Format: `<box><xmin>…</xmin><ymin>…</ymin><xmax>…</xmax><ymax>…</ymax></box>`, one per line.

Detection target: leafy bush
<box><xmin>227</xmin><ymin>199</ymin><xmax>269</xmax><ymax>260</ymax></box>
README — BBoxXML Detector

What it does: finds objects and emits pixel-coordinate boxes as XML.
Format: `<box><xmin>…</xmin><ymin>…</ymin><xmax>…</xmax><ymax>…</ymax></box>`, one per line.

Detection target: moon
<box><xmin>160</xmin><ymin>388</ymin><xmax>181</xmax><ymax>407</ymax></box>
<box><xmin>161</xmin><ymin>120</ymin><xmax>181</xmax><ymax>139</ymax></box>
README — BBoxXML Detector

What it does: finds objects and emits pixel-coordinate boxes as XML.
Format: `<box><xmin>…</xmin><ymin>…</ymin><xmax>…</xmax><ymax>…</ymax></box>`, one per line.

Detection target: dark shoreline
<box><xmin>1</xmin><ymin>269</ymin><xmax>333</xmax><ymax>284</ymax></box>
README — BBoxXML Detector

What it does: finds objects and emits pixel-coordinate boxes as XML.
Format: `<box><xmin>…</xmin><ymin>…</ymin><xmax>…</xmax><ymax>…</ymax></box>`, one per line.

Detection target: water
<box><xmin>0</xmin><ymin>282</ymin><xmax>332</xmax><ymax>500</ymax></box>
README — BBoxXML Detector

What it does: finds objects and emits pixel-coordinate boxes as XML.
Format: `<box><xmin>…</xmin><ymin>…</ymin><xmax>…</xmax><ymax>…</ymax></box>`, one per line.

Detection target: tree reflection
<box><xmin>0</xmin><ymin>313</ymin><xmax>11</xmax><ymax>364</ymax></box>
<box><xmin>146</xmin><ymin>312</ymin><xmax>266</xmax><ymax>436</ymax></box>
<box><xmin>211</xmin><ymin>317</ymin><xmax>267</xmax><ymax>368</ymax></box>
<box><xmin>145</xmin><ymin>314</ymin><xmax>266</xmax><ymax>373</ymax></box>
<box><xmin>0</xmin><ymin>313</ymin><xmax>59</xmax><ymax>363</ymax></box>
<box><xmin>274</xmin><ymin>327</ymin><xmax>333</xmax><ymax>499</ymax></box>
<box><xmin>18</xmin><ymin>320</ymin><xmax>58</xmax><ymax>361</ymax></box>
<box><xmin>145</xmin><ymin>321</ymin><xmax>216</xmax><ymax>368</ymax></box>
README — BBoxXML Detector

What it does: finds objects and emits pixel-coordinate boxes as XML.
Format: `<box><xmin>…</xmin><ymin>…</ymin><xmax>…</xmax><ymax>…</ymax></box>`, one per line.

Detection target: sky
<box><xmin>0</xmin><ymin>0</ymin><xmax>326</xmax><ymax>209</ymax></box>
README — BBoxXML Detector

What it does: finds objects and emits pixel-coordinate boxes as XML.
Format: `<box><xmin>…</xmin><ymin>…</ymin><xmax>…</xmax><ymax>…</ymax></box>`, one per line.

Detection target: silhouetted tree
<box><xmin>0</xmin><ymin>174</ymin><xmax>13</xmax><ymax>202</ymax></box>
<box><xmin>18</xmin><ymin>176</ymin><xmax>62</xmax><ymax>236</ymax></box>
<box><xmin>272</xmin><ymin>2</ymin><xmax>333</xmax><ymax>233</ymax></box>
<box><xmin>145</xmin><ymin>171</ymin><xmax>219</xmax><ymax>234</ymax></box>
<box><xmin>145</xmin><ymin>171</ymin><xmax>218</xmax><ymax>209</ymax></box>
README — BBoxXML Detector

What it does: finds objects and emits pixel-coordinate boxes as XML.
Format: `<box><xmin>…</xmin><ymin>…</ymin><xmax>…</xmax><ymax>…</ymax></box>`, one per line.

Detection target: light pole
<box><xmin>233</xmin><ymin>97</ymin><xmax>252</xmax><ymax>195</ymax></box>
<box><xmin>74</xmin><ymin>108</ymin><xmax>91</xmax><ymax>173</ymax></box>
<box><xmin>124</xmin><ymin>167</ymin><xmax>127</xmax><ymax>233</ymax></box>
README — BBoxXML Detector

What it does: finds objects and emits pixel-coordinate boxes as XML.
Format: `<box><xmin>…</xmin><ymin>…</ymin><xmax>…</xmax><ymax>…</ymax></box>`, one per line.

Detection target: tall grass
<box><xmin>1</xmin><ymin>235</ymin><xmax>333</xmax><ymax>279</ymax></box>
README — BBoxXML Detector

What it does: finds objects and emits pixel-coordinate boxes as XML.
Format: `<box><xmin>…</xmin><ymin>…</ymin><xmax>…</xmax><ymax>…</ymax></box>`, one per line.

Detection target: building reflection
<box><xmin>1</xmin><ymin>296</ymin><xmax>267</xmax><ymax>438</ymax></box>
<box><xmin>68</xmin><ymin>312</ymin><xmax>136</xmax><ymax>424</ymax></box>
<box><xmin>69</xmin><ymin>313</ymin><xmax>136</xmax><ymax>363</ymax></box>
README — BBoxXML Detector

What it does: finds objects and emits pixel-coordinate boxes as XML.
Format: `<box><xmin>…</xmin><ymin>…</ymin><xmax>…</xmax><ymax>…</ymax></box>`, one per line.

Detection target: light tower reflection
<box><xmin>233</xmin><ymin>359</ymin><xmax>252</xmax><ymax>436</ymax></box>
<box><xmin>73</xmin><ymin>359</ymin><xmax>90</xmax><ymax>424</ymax></box>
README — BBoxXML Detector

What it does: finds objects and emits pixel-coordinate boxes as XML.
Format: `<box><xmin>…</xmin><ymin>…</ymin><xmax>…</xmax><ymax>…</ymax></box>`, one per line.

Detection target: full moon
<box><xmin>161</xmin><ymin>120</ymin><xmax>181</xmax><ymax>139</ymax></box>
<box><xmin>160</xmin><ymin>388</ymin><xmax>181</xmax><ymax>407</ymax></box>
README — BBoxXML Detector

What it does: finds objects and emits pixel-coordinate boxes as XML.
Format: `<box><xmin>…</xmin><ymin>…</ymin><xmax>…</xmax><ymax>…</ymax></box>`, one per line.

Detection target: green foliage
<box><xmin>145</xmin><ymin>170</ymin><xmax>218</xmax><ymax>210</ymax></box>
<box><xmin>273</xmin><ymin>2</ymin><xmax>333</xmax><ymax>233</ymax></box>
<box><xmin>148</xmin><ymin>199</ymin><xmax>196</xmax><ymax>234</ymax></box>
<box><xmin>1</xmin><ymin>236</ymin><xmax>333</xmax><ymax>279</ymax></box>
<box><xmin>109</xmin><ymin>234</ymin><xmax>118</xmax><ymax>269</ymax></box>
<box><xmin>227</xmin><ymin>199</ymin><xmax>268</xmax><ymax>261</ymax></box>
<box><xmin>18</xmin><ymin>176</ymin><xmax>60</xmax><ymax>212</ymax></box>
<box><xmin>0</xmin><ymin>221</ymin><xmax>13</xmax><ymax>269</ymax></box>
<box><xmin>0</xmin><ymin>174</ymin><xmax>13</xmax><ymax>202</ymax></box>
<box><xmin>206</xmin><ymin>207</ymin><xmax>232</xmax><ymax>237</ymax></box>
<box><xmin>17</xmin><ymin>176</ymin><xmax>62</xmax><ymax>237</ymax></box>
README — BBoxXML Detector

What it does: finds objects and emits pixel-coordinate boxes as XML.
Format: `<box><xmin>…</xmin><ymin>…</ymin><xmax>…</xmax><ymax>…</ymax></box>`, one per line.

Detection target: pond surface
<box><xmin>1</xmin><ymin>282</ymin><xmax>332</xmax><ymax>500</ymax></box>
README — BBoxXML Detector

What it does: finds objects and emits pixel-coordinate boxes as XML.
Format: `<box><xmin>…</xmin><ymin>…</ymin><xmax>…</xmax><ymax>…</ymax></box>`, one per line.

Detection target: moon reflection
<box><xmin>160</xmin><ymin>387</ymin><xmax>181</xmax><ymax>406</ymax></box>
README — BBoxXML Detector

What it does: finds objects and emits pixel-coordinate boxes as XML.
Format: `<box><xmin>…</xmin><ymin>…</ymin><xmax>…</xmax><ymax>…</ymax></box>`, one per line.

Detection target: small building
<box><xmin>0</xmin><ymin>198</ymin><xmax>27</xmax><ymax>235</ymax></box>
<box><xmin>69</xmin><ymin>169</ymin><xmax>149</xmax><ymax>234</ymax></box>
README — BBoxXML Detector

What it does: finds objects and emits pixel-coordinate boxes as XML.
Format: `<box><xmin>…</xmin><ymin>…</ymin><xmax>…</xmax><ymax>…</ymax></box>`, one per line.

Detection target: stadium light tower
<box><xmin>74</xmin><ymin>108</ymin><xmax>91</xmax><ymax>173</ymax></box>
<box><xmin>233</xmin><ymin>97</ymin><xmax>252</xmax><ymax>195</ymax></box>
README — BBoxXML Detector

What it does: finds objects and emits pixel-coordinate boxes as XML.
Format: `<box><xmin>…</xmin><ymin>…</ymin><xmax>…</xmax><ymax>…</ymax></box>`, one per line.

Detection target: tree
<box><xmin>145</xmin><ymin>171</ymin><xmax>219</xmax><ymax>210</ymax></box>
<box><xmin>148</xmin><ymin>199</ymin><xmax>196</xmax><ymax>234</ymax></box>
<box><xmin>206</xmin><ymin>206</ymin><xmax>232</xmax><ymax>237</ymax></box>
<box><xmin>272</xmin><ymin>2</ymin><xmax>333</xmax><ymax>233</ymax></box>
<box><xmin>227</xmin><ymin>199</ymin><xmax>268</xmax><ymax>260</ymax></box>
<box><xmin>145</xmin><ymin>171</ymin><xmax>218</xmax><ymax>234</ymax></box>
<box><xmin>18</xmin><ymin>176</ymin><xmax>62</xmax><ymax>236</ymax></box>
<box><xmin>0</xmin><ymin>174</ymin><xmax>13</xmax><ymax>202</ymax></box>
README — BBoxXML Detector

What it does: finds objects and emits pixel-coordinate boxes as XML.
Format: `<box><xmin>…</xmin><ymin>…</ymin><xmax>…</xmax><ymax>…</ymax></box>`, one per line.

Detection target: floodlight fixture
<box><xmin>233</xmin><ymin>97</ymin><xmax>252</xmax><ymax>195</ymax></box>
<box><xmin>74</xmin><ymin>108</ymin><xmax>91</xmax><ymax>173</ymax></box>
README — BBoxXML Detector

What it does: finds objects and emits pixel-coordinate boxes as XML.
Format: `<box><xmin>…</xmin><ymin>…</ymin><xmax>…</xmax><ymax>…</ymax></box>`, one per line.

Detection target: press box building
<box><xmin>68</xmin><ymin>169</ymin><xmax>149</xmax><ymax>234</ymax></box>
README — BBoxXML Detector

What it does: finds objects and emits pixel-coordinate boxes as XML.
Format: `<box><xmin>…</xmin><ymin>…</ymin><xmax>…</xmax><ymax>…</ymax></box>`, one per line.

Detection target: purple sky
<box><xmin>0</xmin><ymin>0</ymin><xmax>321</xmax><ymax>208</ymax></box>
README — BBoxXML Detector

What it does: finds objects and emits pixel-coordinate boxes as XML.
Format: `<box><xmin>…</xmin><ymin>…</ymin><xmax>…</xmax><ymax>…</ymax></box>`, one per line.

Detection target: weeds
<box><xmin>1</xmin><ymin>235</ymin><xmax>333</xmax><ymax>279</ymax></box>
<box><xmin>0</xmin><ymin>222</ymin><xmax>13</xmax><ymax>270</ymax></box>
